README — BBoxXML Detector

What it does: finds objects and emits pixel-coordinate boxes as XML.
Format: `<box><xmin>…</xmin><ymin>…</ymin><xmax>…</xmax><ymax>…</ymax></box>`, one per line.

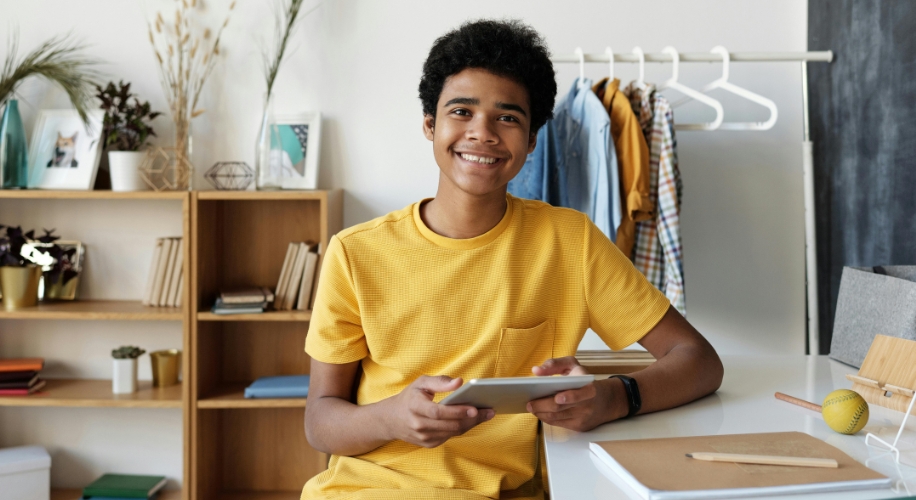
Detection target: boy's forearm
<box><xmin>629</xmin><ymin>341</ymin><xmax>723</xmax><ymax>416</ymax></box>
<box><xmin>306</xmin><ymin>396</ymin><xmax>392</xmax><ymax>456</ymax></box>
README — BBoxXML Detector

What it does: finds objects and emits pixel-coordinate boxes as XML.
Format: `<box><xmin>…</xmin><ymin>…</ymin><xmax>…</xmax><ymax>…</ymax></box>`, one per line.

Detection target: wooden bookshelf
<box><xmin>191</xmin><ymin>190</ymin><xmax>342</xmax><ymax>500</ymax></box>
<box><xmin>0</xmin><ymin>379</ymin><xmax>182</xmax><ymax>408</ymax></box>
<box><xmin>0</xmin><ymin>192</ymin><xmax>192</xmax><ymax>500</ymax></box>
<box><xmin>0</xmin><ymin>300</ymin><xmax>182</xmax><ymax>321</ymax></box>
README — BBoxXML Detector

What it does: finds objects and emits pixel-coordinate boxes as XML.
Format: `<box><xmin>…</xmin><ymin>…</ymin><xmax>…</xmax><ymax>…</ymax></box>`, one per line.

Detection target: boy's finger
<box><xmin>553</xmin><ymin>384</ymin><xmax>596</xmax><ymax>405</ymax></box>
<box><xmin>531</xmin><ymin>356</ymin><xmax>582</xmax><ymax>376</ymax></box>
<box><xmin>414</xmin><ymin>375</ymin><xmax>462</xmax><ymax>394</ymax></box>
<box><xmin>425</xmin><ymin>401</ymin><xmax>483</xmax><ymax>420</ymax></box>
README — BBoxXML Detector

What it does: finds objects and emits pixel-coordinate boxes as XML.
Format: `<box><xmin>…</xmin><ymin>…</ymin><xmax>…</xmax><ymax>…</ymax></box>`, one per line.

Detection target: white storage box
<box><xmin>0</xmin><ymin>446</ymin><xmax>50</xmax><ymax>500</ymax></box>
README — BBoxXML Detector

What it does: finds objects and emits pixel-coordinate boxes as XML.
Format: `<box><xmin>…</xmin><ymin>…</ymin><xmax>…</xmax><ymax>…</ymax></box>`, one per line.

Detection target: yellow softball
<box><xmin>821</xmin><ymin>389</ymin><xmax>869</xmax><ymax>435</ymax></box>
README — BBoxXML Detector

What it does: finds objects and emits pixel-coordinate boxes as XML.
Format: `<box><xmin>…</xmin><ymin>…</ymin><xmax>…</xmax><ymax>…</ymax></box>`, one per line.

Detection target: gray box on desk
<box><xmin>829</xmin><ymin>266</ymin><xmax>916</xmax><ymax>368</ymax></box>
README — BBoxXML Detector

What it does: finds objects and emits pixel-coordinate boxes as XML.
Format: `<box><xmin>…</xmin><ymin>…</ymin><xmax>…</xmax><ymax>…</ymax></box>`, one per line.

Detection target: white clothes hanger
<box><xmin>701</xmin><ymin>46</ymin><xmax>778</xmax><ymax>130</ymax></box>
<box><xmin>575</xmin><ymin>47</ymin><xmax>586</xmax><ymax>88</ymax></box>
<box><xmin>657</xmin><ymin>46</ymin><xmax>723</xmax><ymax>131</ymax></box>
<box><xmin>632</xmin><ymin>46</ymin><xmax>645</xmax><ymax>85</ymax></box>
<box><xmin>605</xmin><ymin>47</ymin><xmax>615</xmax><ymax>81</ymax></box>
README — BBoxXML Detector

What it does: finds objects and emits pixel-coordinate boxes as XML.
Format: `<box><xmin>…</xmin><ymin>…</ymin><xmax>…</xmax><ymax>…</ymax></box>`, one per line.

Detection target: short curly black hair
<box><xmin>418</xmin><ymin>19</ymin><xmax>557</xmax><ymax>134</ymax></box>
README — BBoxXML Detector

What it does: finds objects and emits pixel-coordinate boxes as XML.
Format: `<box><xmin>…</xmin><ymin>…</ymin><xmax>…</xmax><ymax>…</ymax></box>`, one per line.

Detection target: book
<box><xmin>0</xmin><ymin>370</ymin><xmax>38</xmax><ymax>383</ymax></box>
<box><xmin>296</xmin><ymin>248</ymin><xmax>320</xmax><ymax>310</ymax></box>
<box><xmin>149</xmin><ymin>238</ymin><xmax>173</xmax><ymax>307</ymax></box>
<box><xmin>165</xmin><ymin>238</ymin><xmax>184</xmax><ymax>307</ymax></box>
<box><xmin>82</xmin><ymin>474</ymin><xmax>167</xmax><ymax>499</ymax></box>
<box><xmin>157</xmin><ymin>237</ymin><xmax>178</xmax><ymax>308</ymax></box>
<box><xmin>211</xmin><ymin>298</ymin><xmax>264</xmax><ymax>315</ymax></box>
<box><xmin>83</xmin><ymin>495</ymin><xmax>159</xmax><ymax>500</ymax></box>
<box><xmin>274</xmin><ymin>242</ymin><xmax>298</xmax><ymax>310</ymax></box>
<box><xmin>0</xmin><ymin>379</ymin><xmax>45</xmax><ymax>395</ymax></box>
<box><xmin>0</xmin><ymin>372</ymin><xmax>40</xmax><ymax>389</ymax></box>
<box><xmin>589</xmin><ymin>431</ymin><xmax>890</xmax><ymax>500</ymax></box>
<box><xmin>213</xmin><ymin>298</ymin><xmax>268</xmax><ymax>309</ymax></box>
<box><xmin>244</xmin><ymin>375</ymin><xmax>310</xmax><ymax>398</ymax></box>
<box><xmin>284</xmin><ymin>242</ymin><xmax>316</xmax><ymax>311</ymax></box>
<box><xmin>308</xmin><ymin>242</ymin><xmax>325</xmax><ymax>311</ymax></box>
<box><xmin>220</xmin><ymin>287</ymin><xmax>272</xmax><ymax>304</ymax></box>
<box><xmin>171</xmin><ymin>273</ymin><xmax>183</xmax><ymax>308</ymax></box>
<box><xmin>142</xmin><ymin>238</ymin><xmax>164</xmax><ymax>306</ymax></box>
<box><xmin>0</xmin><ymin>358</ymin><xmax>44</xmax><ymax>372</ymax></box>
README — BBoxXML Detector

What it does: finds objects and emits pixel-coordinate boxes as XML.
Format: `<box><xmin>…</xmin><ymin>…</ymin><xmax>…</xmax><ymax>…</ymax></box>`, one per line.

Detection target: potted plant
<box><xmin>0</xmin><ymin>225</ymin><xmax>62</xmax><ymax>311</ymax></box>
<box><xmin>96</xmin><ymin>81</ymin><xmax>161</xmax><ymax>191</ymax></box>
<box><xmin>111</xmin><ymin>345</ymin><xmax>146</xmax><ymax>394</ymax></box>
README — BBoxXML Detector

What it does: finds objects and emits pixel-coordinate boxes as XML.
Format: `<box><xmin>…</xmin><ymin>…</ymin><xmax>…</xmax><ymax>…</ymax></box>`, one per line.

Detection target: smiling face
<box><xmin>423</xmin><ymin>68</ymin><xmax>537</xmax><ymax>198</ymax></box>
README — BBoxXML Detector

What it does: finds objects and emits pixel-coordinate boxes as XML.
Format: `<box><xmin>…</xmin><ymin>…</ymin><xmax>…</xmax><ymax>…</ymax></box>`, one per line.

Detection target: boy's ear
<box><xmin>527</xmin><ymin>131</ymin><xmax>537</xmax><ymax>154</ymax></box>
<box><xmin>422</xmin><ymin>114</ymin><xmax>435</xmax><ymax>141</ymax></box>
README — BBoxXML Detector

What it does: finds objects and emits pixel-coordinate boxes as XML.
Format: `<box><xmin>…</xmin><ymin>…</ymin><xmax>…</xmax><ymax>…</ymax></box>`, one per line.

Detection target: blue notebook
<box><xmin>244</xmin><ymin>375</ymin><xmax>310</xmax><ymax>398</ymax></box>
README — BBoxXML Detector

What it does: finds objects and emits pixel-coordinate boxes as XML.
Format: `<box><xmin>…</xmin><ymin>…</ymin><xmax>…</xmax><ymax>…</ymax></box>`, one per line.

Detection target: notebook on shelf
<box><xmin>0</xmin><ymin>379</ymin><xmax>45</xmax><ymax>395</ymax></box>
<box><xmin>0</xmin><ymin>372</ymin><xmax>41</xmax><ymax>389</ymax></box>
<box><xmin>244</xmin><ymin>375</ymin><xmax>310</xmax><ymax>399</ymax></box>
<box><xmin>82</xmin><ymin>473</ymin><xmax>167</xmax><ymax>499</ymax></box>
<box><xmin>589</xmin><ymin>431</ymin><xmax>890</xmax><ymax>500</ymax></box>
<box><xmin>0</xmin><ymin>358</ymin><xmax>44</xmax><ymax>372</ymax></box>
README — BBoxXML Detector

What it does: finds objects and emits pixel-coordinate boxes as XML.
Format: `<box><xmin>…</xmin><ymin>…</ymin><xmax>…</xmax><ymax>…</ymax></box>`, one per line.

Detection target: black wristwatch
<box><xmin>609</xmin><ymin>375</ymin><xmax>641</xmax><ymax>418</ymax></box>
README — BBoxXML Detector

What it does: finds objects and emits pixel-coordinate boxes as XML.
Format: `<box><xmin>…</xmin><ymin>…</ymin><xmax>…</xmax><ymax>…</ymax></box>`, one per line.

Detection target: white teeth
<box><xmin>460</xmin><ymin>153</ymin><xmax>497</xmax><ymax>164</ymax></box>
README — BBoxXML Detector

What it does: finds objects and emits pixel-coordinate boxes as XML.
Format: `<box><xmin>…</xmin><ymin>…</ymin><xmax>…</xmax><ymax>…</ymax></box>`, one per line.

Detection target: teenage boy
<box><xmin>302</xmin><ymin>19</ymin><xmax>723</xmax><ymax>500</ymax></box>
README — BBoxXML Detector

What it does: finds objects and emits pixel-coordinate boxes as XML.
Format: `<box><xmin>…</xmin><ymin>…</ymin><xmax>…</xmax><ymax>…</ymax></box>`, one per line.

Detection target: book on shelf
<box><xmin>142</xmin><ymin>238</ymin><xmax>164</xmax><ymax>306</ymax></box>
<box><xmin>589</xmin><ymin>431</ymin><xmax>890</xmax><ymax>500</ymax></box>
<box><xmin>171</xmin><ymin>273</ymin><xmax>183</xmax><ymax>308</ymax></box>
<box><xmin>0</xmin><ymin>369</ymin><xmax>38</xmax><ymax>382</ymax></box>
<box><xmin>157</xmin><ymin>237</ymin><xmax>179</xmax><ymax>307</ymax></box>
<box><xmin>0</xmin><ymin>358</ymin><xmax>44</xmax><ymax>372</ymax></box>
<box><xmin>83</xmin><ymin>495</ymin><xmax>160</xmax><ymax>500</ymax></box>
<box><xmin>309</xmin><ymin>242</ymin><xmax>325</xmax><ymax>311</ymax></box>
<box><xmin>0</xmin><ymin>379</ymin><xmax>45</xmax><ymax>395</ymax></box>
<box><xmin>244</xmin><ymin>375</ymin><xmax>310</xmax><ymax>399</ymax></box>
<box><xmin>148</xmin><ymin>238</ymin><xmax>173</xmax><ymax>307</ymax></box>
<box><xmin>82</xmin><ymin>473</ymin><xmax>167</xmax><ymax>499</ymax></box>
<box><xmin>0</xmin><ymin>372</ymin><xmax>40</xmax><ymax>389</ymax></box>
<box><xmin>274</xmin><ymin>242</ymin><xmax>299</xmax><ymax>310</ymax></box>
<box><xmin>283</xmin><ymin>241</ymin><xmax>317</xmax><ymax>311</ymax></box>
<box><xmin>296</xmin><ymin>246</ymin><xmax>320</xmax><ymax>310</ymax></box>
<box><xmin>220</xmin><ymin>287</ymin><xmax>274</xmax><ymax>304</ymax></box>
<box><xmin>210</xmin><ymin>297</ymin><xmax>265</xmax><ymax>315</ymax></box>
<box><xmin>164</xmin><ymin>238</ymin><xmax>184</xmax><ymax>307</ymax></box>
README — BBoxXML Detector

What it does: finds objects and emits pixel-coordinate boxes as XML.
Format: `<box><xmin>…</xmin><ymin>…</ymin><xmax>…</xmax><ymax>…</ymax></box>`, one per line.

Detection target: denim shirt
<box><xmin>509</xmin><ymin>78</ymin><xmax>621</xmax><ymax>240</ymax></box>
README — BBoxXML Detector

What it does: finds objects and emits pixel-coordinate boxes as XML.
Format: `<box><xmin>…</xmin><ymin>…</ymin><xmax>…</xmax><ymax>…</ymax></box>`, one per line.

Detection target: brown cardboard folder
<box><xmin>589</xmin><ymin>432</ymin><xmax>890</xmax><ymax>499</ymax></box>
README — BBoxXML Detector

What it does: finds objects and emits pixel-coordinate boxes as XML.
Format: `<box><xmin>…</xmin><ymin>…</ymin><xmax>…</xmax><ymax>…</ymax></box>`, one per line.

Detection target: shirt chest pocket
<box><xmin>494</xmin><ymin>320</ymin><xmax>555</xmax><ymax>378</ymax></box>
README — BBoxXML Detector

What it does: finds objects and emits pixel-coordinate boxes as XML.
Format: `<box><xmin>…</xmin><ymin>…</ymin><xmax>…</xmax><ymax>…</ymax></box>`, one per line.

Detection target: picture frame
<box><xmin>27</xmin><ymin>109</ymin><xmax>104</xmax><ymax>190</ymax></box>
<box><xmin>259</xmin><ymin>112</ymin><xmax>321</xmax><ymax>190</ymax></box>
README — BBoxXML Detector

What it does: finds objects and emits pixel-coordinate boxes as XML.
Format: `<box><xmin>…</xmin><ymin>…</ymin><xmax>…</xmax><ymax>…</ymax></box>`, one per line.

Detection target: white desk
<box><xmin>544</xmin><ymin>355</ymin><xmax>916</xmax><ymax>499</ymax></box>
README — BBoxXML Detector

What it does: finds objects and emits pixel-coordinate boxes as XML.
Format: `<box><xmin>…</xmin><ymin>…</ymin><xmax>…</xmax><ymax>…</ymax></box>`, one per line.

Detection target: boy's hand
<box><xmin>383</xmin><ymin>375</ymin><xmax>495</xmax><ymax>448</ymax></box>
<box><xmin>527</xmin><ymin>357</ymin><xmax>626</xmax><ymax>432</ymax></box>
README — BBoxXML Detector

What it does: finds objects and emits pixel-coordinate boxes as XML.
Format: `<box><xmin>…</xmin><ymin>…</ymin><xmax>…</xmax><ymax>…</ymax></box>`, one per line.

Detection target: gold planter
<box><xmin>0</xmin><ymin>266</ymin><xmax>42</xmax><ymax>311</ymax></box>
<box><xmin>42</xmin><ymin>273</ymin><xmax>80</xmax><ymax>301</ymax></box>
<box><xmin>150</xmin><ymin>349</ymin><xmax>182</xmax><ymax>387</ymax></box>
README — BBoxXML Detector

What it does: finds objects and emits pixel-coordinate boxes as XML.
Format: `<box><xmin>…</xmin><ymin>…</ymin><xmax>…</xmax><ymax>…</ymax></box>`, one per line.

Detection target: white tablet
<box><xmin>439</xmin><ymin>375</ymin><xmax>595</xmax><ymax>414</ymax></box>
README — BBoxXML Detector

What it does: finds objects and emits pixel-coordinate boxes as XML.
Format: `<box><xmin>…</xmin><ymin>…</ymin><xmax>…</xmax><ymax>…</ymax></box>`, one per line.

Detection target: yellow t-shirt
<box><xmin>303</xmin><ymin>194</ymin><xmax>670</xmax><ymax>499</ymax></box>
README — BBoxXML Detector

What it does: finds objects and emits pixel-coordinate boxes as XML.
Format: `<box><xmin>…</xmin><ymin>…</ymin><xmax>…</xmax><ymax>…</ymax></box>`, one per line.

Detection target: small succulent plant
<box><xmin>112</xmin><ymin>346</ymin><xmax>146</xmax><ymax>359</ymax></box>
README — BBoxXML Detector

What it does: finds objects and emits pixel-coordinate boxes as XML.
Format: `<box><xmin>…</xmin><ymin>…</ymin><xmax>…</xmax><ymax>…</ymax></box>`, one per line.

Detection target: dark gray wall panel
<box><xmin>808</xmin><ymin>0</ymin><xmax>916</xmax><ymax>354</ymax></box>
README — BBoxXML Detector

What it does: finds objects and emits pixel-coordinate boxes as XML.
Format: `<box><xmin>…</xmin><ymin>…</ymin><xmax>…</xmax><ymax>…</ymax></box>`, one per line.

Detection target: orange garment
<box><xmin>593</xmin><ymin>78</ymin><xmax>653</xmax><ymax>258</ymax></box>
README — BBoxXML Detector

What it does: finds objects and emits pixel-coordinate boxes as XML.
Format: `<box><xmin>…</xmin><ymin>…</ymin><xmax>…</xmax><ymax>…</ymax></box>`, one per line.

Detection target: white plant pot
<box><xmin>108</xmin><ymin>151</ymin><xmax>149</xmax><ymax>192</ymax></box>
<box><xmin>112</xmin><ymin>358</ymin><xmax>138</xmax><ymax>394</ymax></box>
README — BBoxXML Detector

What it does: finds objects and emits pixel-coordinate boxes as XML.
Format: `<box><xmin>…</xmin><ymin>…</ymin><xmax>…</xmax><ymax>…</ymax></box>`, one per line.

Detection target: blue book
<box><xmin>244</xmin><ymin>375</ymin><xmax>310</xmax><ymax>398</ymax></box>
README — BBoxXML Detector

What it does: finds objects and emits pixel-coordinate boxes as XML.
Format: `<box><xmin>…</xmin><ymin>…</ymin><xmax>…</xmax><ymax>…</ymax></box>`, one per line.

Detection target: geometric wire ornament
<box><xmin>139</xmin><ymin>146</ymin><xmax>193</xmax><ymax>191</ymax></box>
<box><xmin>204</xmin><ymin>161</ymin><xmax>255</xmax><ymax>190</ymax></box>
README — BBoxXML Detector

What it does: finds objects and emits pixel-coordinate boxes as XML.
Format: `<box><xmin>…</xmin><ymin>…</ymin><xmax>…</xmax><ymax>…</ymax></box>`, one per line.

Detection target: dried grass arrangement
<box><xmin>147</xmin><ymin>0</ymin><xmax>236</xmax><ymax>190</ymax></box>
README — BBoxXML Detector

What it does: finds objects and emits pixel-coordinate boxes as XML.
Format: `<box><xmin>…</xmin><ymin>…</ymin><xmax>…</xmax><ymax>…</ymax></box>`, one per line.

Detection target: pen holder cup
<box><xmin>150</xmin><ymin>349</ymin><xmax>181</xmax><ymax>387</ymax></box>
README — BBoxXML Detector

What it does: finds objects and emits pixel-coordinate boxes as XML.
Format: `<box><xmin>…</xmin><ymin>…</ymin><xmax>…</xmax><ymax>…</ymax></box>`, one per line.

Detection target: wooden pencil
<box><xmin>686</xmin><ymin>452</ymin><xmax>838</xmax><ymax>468</ymax></box>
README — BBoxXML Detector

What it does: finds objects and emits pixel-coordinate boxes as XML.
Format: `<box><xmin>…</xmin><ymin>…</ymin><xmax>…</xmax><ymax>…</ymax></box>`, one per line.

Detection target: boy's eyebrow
<box><xmin>496</xmin><ymin>101</ymin><xmax>527</xmax><ymax>116</ymax></box>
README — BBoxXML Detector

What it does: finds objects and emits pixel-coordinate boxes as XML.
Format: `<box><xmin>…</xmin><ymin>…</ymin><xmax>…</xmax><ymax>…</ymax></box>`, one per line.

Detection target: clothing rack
<box><xmin>550</xmin><ymin>49</ymin><xmax>833</xmax><ymax>354</ymax></box>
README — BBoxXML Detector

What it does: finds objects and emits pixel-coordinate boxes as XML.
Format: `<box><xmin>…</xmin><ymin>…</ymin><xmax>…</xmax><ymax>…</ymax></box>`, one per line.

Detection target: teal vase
<box><xmin>0</xmin><ymin>100</ymin><xmax>29</xmax><ymax>189</ymax></box>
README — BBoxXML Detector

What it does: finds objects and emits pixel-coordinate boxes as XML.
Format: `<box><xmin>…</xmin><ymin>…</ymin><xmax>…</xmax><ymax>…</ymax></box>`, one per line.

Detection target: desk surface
<box><xmin>544</xmin><ymin>355</ymin><xmax>916</xmax><ymax>500</ymax></box>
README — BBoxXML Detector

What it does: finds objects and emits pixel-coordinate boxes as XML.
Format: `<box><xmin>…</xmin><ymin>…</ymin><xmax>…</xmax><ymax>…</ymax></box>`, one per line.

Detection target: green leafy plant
<box><xmin>0</xmin><ymin>225</ymin><xmax>62</xmax><ymax>269</ymax></box>
<box><xmin>112</xmin><ymin>346</ymin><xmax>146</xmax><ymax>359</ymax></box>
<box><xmin>0</xmin><ymin>32</ymin><xmax>100</xmax><ymax>124</ymax></box>
<box><xmin>96</xmin><ymin>81</ymin><xmax>162</xmax><ymax>151</ymax></box>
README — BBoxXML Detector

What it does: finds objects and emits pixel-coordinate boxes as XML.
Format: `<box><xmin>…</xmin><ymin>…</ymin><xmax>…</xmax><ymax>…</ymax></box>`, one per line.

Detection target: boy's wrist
<box><xmin>599</xmin><ymin>377</ymin><xmax>631</xmax><ymax>423</ymax></box>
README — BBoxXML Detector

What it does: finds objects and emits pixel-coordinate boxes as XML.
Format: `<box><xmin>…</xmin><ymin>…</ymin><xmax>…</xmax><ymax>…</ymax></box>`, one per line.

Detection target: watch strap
<box><xmin>609</xmin><ymin>374</ymin><xmax>641</xmax><ymax>418</ymax></box>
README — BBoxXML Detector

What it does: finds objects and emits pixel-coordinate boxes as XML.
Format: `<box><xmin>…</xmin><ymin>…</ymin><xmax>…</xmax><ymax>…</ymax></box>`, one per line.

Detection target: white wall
<box><xmin>0</xmin><ymin>0</ymin><xmax>809</xmax><ymax>487</ymax></box>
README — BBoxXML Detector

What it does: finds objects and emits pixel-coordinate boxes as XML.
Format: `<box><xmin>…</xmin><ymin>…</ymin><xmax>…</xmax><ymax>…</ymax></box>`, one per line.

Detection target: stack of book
<box><xmin>244</xmin><ymin>374</ymin><xmax>310</xmax><ymax>399</ymax></box>
<box><xmin>211</xmin><ymin>287</ymin><xmax>275</xmax><ymax>315</ymax></box>
<box><xmin>142</xmin><ymin>237</ymin><xmax>184</xmax><ymax>308</ymax></box>
<box><xmin>0</xmin><ymin>358</ymin><xmax>45</xmax><ymax>395</ymax></box>
<box><xmin>273</xmin><ymin>241</ymin><xmax>323</xmax><ymax>311</ymax></box>
<box><xmin>82</xmin><ymin>473</ymin><xmax>167</xmax><ymax>499</ymax></box>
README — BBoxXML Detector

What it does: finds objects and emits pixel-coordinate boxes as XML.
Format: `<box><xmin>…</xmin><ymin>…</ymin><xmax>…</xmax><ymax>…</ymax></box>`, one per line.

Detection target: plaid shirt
<box><xmin>623</xmin><ymin>82</ymin><xmax>685</xmax><ymax>315</ymax></box>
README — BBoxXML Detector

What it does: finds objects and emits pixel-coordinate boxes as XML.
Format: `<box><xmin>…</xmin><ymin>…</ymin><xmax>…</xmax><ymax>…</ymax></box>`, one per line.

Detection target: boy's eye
<box><xmin>451</xmin><ymin>108</ymin><xmax>470</xmax><ymax>116</ymax></box>
<box><xmin>499</xmin><ymin>115</ymin><xmax>519</xmax><ymax>122</ymax></box>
